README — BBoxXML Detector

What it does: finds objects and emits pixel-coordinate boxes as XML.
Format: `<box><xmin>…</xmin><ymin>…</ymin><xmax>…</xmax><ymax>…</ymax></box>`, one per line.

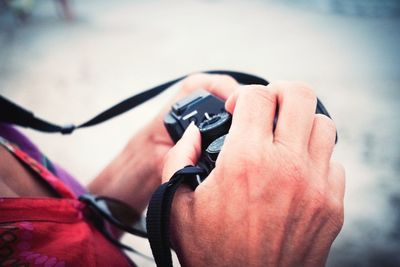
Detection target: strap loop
<box><xmin>61</xmin><ymin>124</ymin><xmax>76</xmax><ymax>134</ymax></box>
<box><xmin>146</xmin><ymin>166</ymin><xmax>205</xmax><ymax>267</ymax></box>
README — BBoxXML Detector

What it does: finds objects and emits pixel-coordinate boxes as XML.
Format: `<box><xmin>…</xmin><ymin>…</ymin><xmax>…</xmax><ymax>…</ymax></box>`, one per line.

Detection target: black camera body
<box><xmin>164</xmin><ymin>90</ymin><xmax>231</xmax><ymax>177</ymax></box>
<box><xmin>164</xmin><ymin>90</ymin><xmax>336</xmax><ymax>183</ymax></box>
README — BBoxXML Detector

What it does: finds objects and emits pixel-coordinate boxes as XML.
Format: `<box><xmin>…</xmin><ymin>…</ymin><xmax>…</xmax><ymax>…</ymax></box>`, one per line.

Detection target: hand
<box><xmin>163</xmin><ymin>82</ymin><xmax>345</xmax><ymax>267</ymax></box>
<box><xmin>89</xmin><ymin>74</ymin><xmax>239</xmax><ymax>213</ymax></box>
<box><xmin>142</xmin><ymin>73</ymin><xmax>240</xmax><ymax>175</ymax></box>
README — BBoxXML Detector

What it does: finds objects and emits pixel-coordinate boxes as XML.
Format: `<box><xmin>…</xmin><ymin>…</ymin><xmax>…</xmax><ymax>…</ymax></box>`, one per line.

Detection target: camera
<box><xmin>164</xmin><ymin>90</ymin><xmax>335</xmax><ymax>183</ymax></box>
<box><xmin>164</xmin><ymin>90</ymin><xmax>231</xmax><ymax>177</ymax></box>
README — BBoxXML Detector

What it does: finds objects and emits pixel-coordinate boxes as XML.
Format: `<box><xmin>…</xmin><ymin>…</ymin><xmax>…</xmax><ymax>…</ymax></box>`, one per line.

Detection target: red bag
<box><xmin>0</xmin><ymin>138</ymin><xmax>134</xmax><ymax>266</ymax></box>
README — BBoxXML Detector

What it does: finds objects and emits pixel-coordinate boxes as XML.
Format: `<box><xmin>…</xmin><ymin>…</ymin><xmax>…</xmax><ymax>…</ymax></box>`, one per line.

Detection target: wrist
<box><xmin>89</xmin><ymin>123</ymin><xmax>168</xmax><ymax>213</ymax></box>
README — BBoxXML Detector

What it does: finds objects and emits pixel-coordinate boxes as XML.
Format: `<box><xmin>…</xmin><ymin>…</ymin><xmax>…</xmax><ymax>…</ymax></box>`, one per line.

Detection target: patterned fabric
<box><xmin>0</xmin><ymin>124</ymin><xmax>86</xmax><ymax>196</ymax></box>
<box><xmin>0</xmin><ymin>128</ymin><xmax>133</xmax><ymax>266</ymax></box>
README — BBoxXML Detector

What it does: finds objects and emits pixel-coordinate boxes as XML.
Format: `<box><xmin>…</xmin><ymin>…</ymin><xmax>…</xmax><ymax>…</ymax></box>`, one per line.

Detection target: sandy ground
<box><xmin>1</xmin><ymin>0</ymin><xmax>400</xmax><ymax>266</ymax></box>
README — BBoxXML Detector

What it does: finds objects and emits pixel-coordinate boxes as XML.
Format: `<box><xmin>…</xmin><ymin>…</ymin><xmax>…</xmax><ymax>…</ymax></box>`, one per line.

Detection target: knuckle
<box><xmin>237</xmin><ymin>85</ymin><xmax>275</xmax><ymax>105</ymax></box>
<box><xmin>269</xmin><ymin>81</ymin><xmax>316</xmax><ymax>102</ymax></box>
<box><xmin>327</xmin><ymin>196</ymin><xmax>343</xmax><ymax>216</ymax></box>
<box><xmin>267</xmin><ymin>80</ymin><xmax>289</xmax><ymax>91</ymax></box>
<box><xmin>308</xmin><ymin>185</ymin><xmax>344</xmax><ymax>224</ymax></box>
<box><xmin>308</xmin><ymin>189</ymin><xmax>326</xmax><ymax>213</ymax></box>
<box><xmin>327</xmin><ymin>195</ymin><xmax>344</xmax><ymax>227</ymax></box>
<box><xmin>180</xmin><ymin>73</ymin><xmax>208</xmax><ymax>92</ymax></box>
<box><xmin>331</xmin><ymin>161</ymin><xmax>345</xmax><ymax>178</ymax></box>
<box><xmin>235</xmin><ymin>86</ymin><xmax>253</xmax><ymax>104</ymax></box>
<box><xmin>182</xmin><ymin>73</ymin><xmax>203</xmax><ymax>84</ymax></box>
<box><xmin>213</xmin><ymin>74</ymin><xmax>237</xmax><ymax>85</ymax></box>
<box><xmin>181</xmin><ymin>73</ymin><xmax>238</xmax><ymax>96</ymax></box>
<box><xmin>316</xmin><ymin>114</ymin><xmax>336</xmax><ymax>131</ymax></box>
<box><xmin>314</xmin><ymin>114</ymin><xmax>337</xmax><ymax>141</ymax></box>
<box><xmin>292</xmin><ymin>82</ymin><xmax>316</xmax><ymax>101</ymax></box>
<box><xmin>208</xmin><ymin>74</ymin><xmax>238</xmax><ymax>93</ymax></box>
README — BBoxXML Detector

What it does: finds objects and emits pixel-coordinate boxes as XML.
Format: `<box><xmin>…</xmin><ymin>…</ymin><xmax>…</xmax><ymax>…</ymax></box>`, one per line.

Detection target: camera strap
<box><xmin>0</xmin><ymin>70</ymin><xmax>269</xmax><ymax>134</ymax></box>
<box><xmin>1</xmin><ymin>70</ymin><xmax>335</xmax><ymax>266</ymax></box>
<box><xmin>146</xmin><ymin>165</ymin><xmax>206</xmax><ymax>267</ymax></box>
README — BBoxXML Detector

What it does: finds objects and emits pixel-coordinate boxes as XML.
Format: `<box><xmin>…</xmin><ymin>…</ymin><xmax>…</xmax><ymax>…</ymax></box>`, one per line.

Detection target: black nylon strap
<box><xmin>0</xmin><ymin>70</ymin><xmax>269</xmax><ymax>134</ymax></box>
<box><xmin>0</xmin><ymin>70</ymin><xmax>332</xmax><ymax>136</ymax></box>
<box><xmin>146</xmin><ymin>166</ymin><xmax>206</xmax><ymax>267</ymax></box>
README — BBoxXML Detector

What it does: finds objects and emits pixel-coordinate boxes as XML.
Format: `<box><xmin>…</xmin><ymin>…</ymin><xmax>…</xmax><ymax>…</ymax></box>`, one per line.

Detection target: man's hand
<box><xmin>142</xmin><ymin>73</ymin><xmax>240</xmax><ymax>176</ymax></box>
<box><xmin>163</xmin><ymin>82</ymin><xmax>345</xmax><ymax>267</ymax></box>
<box><xmin>89</xmin><ymin>74</ymin><xmax>239</xmax><ymax>214</ymax></box>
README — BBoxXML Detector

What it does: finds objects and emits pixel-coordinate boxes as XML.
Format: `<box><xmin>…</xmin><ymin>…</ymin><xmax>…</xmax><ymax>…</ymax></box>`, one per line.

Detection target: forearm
<box><xmin>88</xmin><ymin>123</ymin><xmax>168</xmax><ymax>214</ymax></box>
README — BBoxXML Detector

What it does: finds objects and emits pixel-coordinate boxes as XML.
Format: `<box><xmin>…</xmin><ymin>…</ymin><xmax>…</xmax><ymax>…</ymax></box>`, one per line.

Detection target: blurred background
<box><xmin>1</xmin><ymin>0</ymin><xmax>399</xmax><ymax>266</ymax></box>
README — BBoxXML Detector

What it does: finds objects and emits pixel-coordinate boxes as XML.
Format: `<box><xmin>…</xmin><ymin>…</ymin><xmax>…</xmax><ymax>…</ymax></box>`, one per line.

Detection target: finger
<box><xmin>308</xmin><ymin>114</ymin><xmax>337</xmax><ymax>165</ymax></box>
<box><xmin>225</xmin><ymin>86</ymin><xmax>244</xmax><ymax>114</ymax></box>
<box><xmin>327</xmin><ymin>161</ymin><xmax>345</xmax><ymax>203</ymax></box>
<box><xmin>180</xmin><ymin>73</ymin><xmax>239</xmax><ymax>100</ymax></box>
<box><xmin>227</xmin><ymin>85</ymin><xmax>277</xmax><ymax>143</ymax></box>
<box><xmin>162</xmin><ymin>122</ymin><xmax>202</xmax><ymax>183</ymax></box>
<box><xmin>161</xmin><ymin>123</ymin><xmax>202</xmax><ymax>247</ymax></box>
<box><xmin>159</xmin><ymin>73</ymin><xmax>238</xmax><ymax>128</ymax></box>
<box><xmin>272</xmin><ymin>82</ymin><xmax>317</xmax><ymax>151</ymax></box>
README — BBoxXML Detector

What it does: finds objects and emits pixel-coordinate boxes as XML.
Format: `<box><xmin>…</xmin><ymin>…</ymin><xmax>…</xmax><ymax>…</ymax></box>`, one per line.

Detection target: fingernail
<box><xmin>183</xmin><ymin>121</ymin><xmax>197</xmax><ymax>136</ymax></box>
<box><xmin>188</xmin><ymin>121</ymin><xmax>196</xmax><ymax>128</ymax></box>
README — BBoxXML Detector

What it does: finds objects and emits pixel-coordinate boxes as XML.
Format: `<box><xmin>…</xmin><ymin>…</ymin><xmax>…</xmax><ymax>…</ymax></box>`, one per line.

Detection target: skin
<box><xmin>88</xmin><ymin>73</ymin><xmax>240</xmax><ymax>213</ymax></box>
<box><xmin>0</xmin><ymin>73</ymin><xmax>238</xmax><ymax>209</ymax></box>
<box><xmin>162</xmin><ymin>82</ymin><xmax>345</xmax><ymax>266</ymax></box>
<box><xmin>0</xmin><ymin>74</ymin><xmax>345</xmax><ymax>266</ymax></box>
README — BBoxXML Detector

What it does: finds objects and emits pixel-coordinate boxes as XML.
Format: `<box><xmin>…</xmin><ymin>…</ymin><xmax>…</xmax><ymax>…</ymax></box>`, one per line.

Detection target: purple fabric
<box><xmin>0</xmin><ymin>123</ymin><xmax>86</xmax><ymax>196</ymax></box>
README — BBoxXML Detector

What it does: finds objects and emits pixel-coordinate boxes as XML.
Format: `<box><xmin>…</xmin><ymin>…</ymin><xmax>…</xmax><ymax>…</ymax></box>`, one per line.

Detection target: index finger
<box><xmin>272</xmin><ymin>82</ymin><xmax>317</xmax><ymax>151</ymax></box>
<box><xmin>227</xmin><ymin>85</ymin><xmax>277</xmax><ymax>144</ymax></box>
<box><xmin>180</xmin><ymin>73</ymin><xmax>239</xmax><ymax>100</ymax></box>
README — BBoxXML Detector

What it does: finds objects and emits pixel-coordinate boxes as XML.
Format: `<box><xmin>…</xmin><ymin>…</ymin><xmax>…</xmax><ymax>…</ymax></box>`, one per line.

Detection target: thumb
<box><xmin>161</xmin><ymin>122</ymin><xmax>201</xmax><ymax>251</ymax></box>
<box><xmin>162</xmin><ymin>122</ymin><xmax>202</xmax><ymax>183</ymax></box>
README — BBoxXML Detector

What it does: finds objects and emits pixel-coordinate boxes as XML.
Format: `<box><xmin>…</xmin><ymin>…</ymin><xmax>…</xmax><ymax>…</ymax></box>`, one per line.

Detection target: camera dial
<box><xmin>198</xmin><ymin>111</ymin><xmax>231</xmax><ymax>149</ymax></box>
<box><xmin>197</xmin><ymin>134</ymin><xmax>227</xmax><ymax>177</ymax></box>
